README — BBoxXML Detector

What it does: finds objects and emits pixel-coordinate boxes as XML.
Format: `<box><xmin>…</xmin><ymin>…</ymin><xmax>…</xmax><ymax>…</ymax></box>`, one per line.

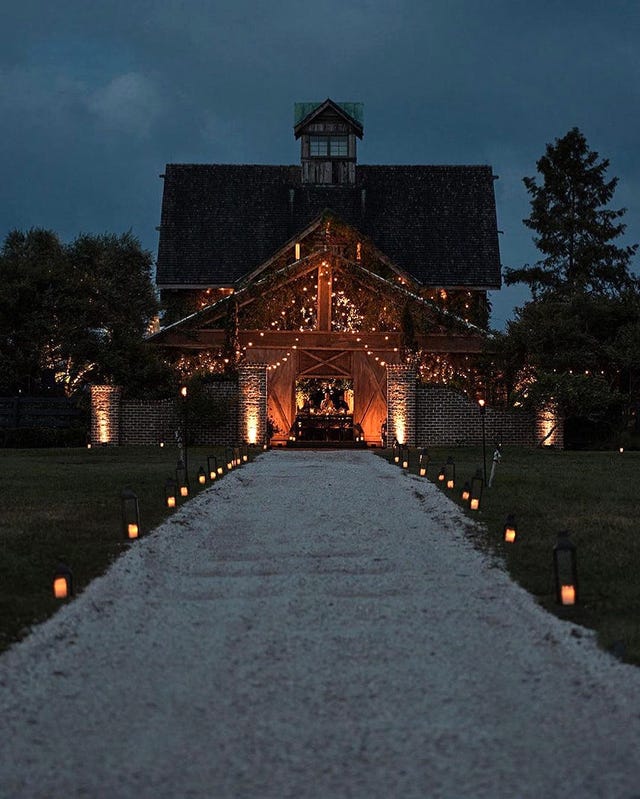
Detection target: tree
<box><xmin>505</xmin><ymin>127</ymin><xmax>637</xmax><ymax>298</ymax></box>
<box><xmin>0</xmin><ymin>229</ymin><xmax>167</xmax><ymax>397</ymax></box>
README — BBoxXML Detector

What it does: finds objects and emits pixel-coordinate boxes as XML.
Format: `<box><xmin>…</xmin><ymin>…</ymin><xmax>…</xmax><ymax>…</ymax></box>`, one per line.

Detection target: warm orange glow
<box><xmin>180</xmin><ymin>386</ymin><xmax>188</xmax><ymax>398</ymax></box>
<box><xmin>478</xmin><ymin>398</ymin><xmax>485</xmax><ymax>408</ymax></box>
<box><xmin>217</xmin><ymin>466</ymin><xmax>224</xmax><ymax>475</ymax></box>
<box><xmin>504</xmin><ymin>526</ymin><xmax>516</xmax><ymax>543</ymax></box>
<box><xmin>167</xmin><ymin>496</ymin><xmax>176</xmax><ymax>508</ymax></box>
<box><xmin>198</xmin><ymin>474</ymin><xmax>206</xmax><ymax>485</ymax></box>
<box><xmin>97</xmin><ymin>409</ymin><xmax>110</xmax><ymax>444</ymax></box>
<box><xmin>209</xmin><ymin>470</ymin><xmax>216</xmax><ymax>480</ymax></box>
<box><xmin>462</xmin><ymin>489</ymin><xmax>470</xmax><ymax>501</ymax></box>
<box><xmin>447</xmin><ymin>479</ymin><xmax>454</xmax><ymax>490</ymax></box>
<box><xmin>470</xmin><ymin>498</ymin><xmax>480</xmax><ymax>510</ymax></box>
<box><xmin>180</xmin><ymin>485</ymin><xmax>189</xmax><ymax>497</ymax></box>
<box><xmin>419</xmin><ymin>467</ymin><xmax>426</xmax><ymax>477</ymax></box>
<box><xmin>402</xmin><ymin>459</ymin><xmax>408</xmax><ymax>469</ymax></box>
<box><xmin>127</xmin><ymin>523</ymin><xmax>139</xmax><ymax>539</ymax></box>
<box><xmin>295</xmin><ymin>242</ymin><xmax>301</xmax><ymax>260</ymax></box>
<box><xmin>53</xmin><ymin>578</ymin><xmax>69</xmax><ymax>599</ymax></box>
<box><xmin>561</xmin><ymin>584</ymin><xmax>576</xmax><ymax>605</ymax></box>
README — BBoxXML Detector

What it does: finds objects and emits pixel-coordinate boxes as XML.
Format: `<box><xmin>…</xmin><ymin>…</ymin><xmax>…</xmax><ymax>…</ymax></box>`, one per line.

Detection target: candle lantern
<box><xmin>197</xmin><ymin>466</ymin><xmax>207</xmax><ymax>486</ymax></box>
<box><xmin>176</xmin><ymin>465</ymin><xmax>189</xmax><ymax>499</ymax></box>
<box><xmin>469</xmin><ymin>469</ymin><xmax>483</xmax><ymax>510</ymax></box>
<box><xmin>553</xmin><ymin>530</ymin><xmax>578</xmax><ymax>606</ymax></box>
<box><xmin>461</xmin><ymin>482</ymin><xmax>471</xmax><ymax>503</ymax></box>
<box><xmin>242</xmin><ymin>444</ymin><xmax>249</xmax><ymax>463</ymax></box>
<box><xmin>207</xmin><ymin>455</ymin><xmax>218</xmax><ymax>481</ymax></box>
<box><xmin>53</xmin><ymin>563</ymin><xmax>73</xmax><ymax>599</ymax></box>
<box><xmin>402</xmin><ymin>446</ymin><xmax>409</xmax><ymax>469</ymax></box>
<box><xmin>445</xmin><ymin>457</ymin><xmax>455</xmax><ymax>489</ymax></box>
<box><xmin>503</xmin><ymin>514</ymin><xmax>517</xmax><ymax>543</ymax></box>
<box><xmin>233</xmin><ymin>446</ymin><xmax>241</xmax><ymax>467</ymax></box>
<box><xmin>225</xmin><ymin>446</ymin><xmax>234</xmax><ymax>470</ymax></box>
<box><xmin>121</xmin><ymin>488</ymin><xmax>141</xmax><ymax>539</ymax></box>
<box><xmin>437</xmin><ymin>466</ymin><xmax>446</xmax><ymax>483</ymax></box>
<box><xmin>393</xmin><ymin>441</ymin><xmax>400</xmax><ymax>464</ymax></box>
<box><xmin>418</xmin><ymin>449</ymin><xmax>429</xmax><ymax>477</ymax></box>
<box><xmin>263</xmin><ymin>436</ymin><xmax>270</xmax><ymax>451</ymax></box>
<box><xmin>165</xmin><ymin>478</ymin><xmax>177</xmax><ymax>509</ymax></box>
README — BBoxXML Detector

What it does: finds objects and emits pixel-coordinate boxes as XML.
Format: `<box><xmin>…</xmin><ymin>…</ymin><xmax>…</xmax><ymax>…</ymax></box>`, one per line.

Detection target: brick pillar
<box><xmin>238</xmin><ymin>364</ymin><xmax>268</xmax><ymax>445</ymax></box>
<box><xmin>386</xmin><ymin>364</ymin><xmax>417</xmax><ymax>446</ymax></box>
<box><xmin>90</xmin><ymin>385</ymin><xmax>122</xmax><ymax>446</ymax></box>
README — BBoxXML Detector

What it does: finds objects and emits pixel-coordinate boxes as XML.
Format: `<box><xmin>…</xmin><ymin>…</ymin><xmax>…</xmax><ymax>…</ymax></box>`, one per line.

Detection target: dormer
<box><xmin>294</xmin><ymin>99</ymin><xmax>363</xmax><ymax>186</ymax></box>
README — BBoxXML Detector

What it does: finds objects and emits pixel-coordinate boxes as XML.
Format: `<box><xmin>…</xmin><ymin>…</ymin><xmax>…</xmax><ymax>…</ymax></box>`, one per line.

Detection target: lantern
<box><xmin>225</xmin><ymin>447</ymin><xmax>234</xmax><ymax>470</ymax></box>
<box><xmin>437</xmin><ymin>466</ymin><xmax>445</xmax><ymax>483</ymax></box>
<box><xmin>233</xmin><ymin>446</ymin><xmax>241</xmax><ymax>467</ymax></box>
<box><xmin>121</xmin><ymin>488</ymin><xmax>141</xmax><ymax>540</ymax></box>
<box><xmin>165</xmin><ymin>478</ymin><xmax>177</xmax><ymax>509</ymax></box>
<box><xmin>197</xmin><ymin>466</ymin><xmax>207</xmax><ymax>486</ymax></box>
<box><xmin>553</xmin><ymin>530</ymin><xmax>578</xmax><ymax>606</ymax></box>
<box><xmin>207</xmin><ymin>455</ymin><xmax>218</xmax><ymax>481</ymax></box>
<box><xmin>503</xmin><ymin>514</ymin><xmax>517</xmax><ymax>543</ymax></box>
<box><xmin>445</xmin><ymin>457</ymin><xmax>455</xmax><ymax>490</ymax></box>
<box><xmin>469</xmin><ymin>469</ymin><xmax>483</xmax><ymax>510</ymax></box>
<box><xmin>393</xmin><ymin>441</ymin><xmax>400</xmax><ymax>464</ymax></box>
<box><xmin>176</xmin><ymin>466</ymin><xmax>189</xmax><ymax>499</ymax></box>
<box><xmin>460</xmin><ymin>482</ymin><xmax>471</xmax><ymax>503</ymax></box>
<box><xmin>242</xmin><ymin>444</ymin><xmax>248</xmax><ymax>463</ymax></box>
<box><xmin>418</xmin><ymin>449</ymin><xmax>429</xmax><ymax>477</ymax></box>
<box><xmin>53</xmin><ymin>563</ymin><xmax>73</xmax><ymax>599</ymax></box>
<box><xmin>263</xmin><ymin>436</ymin><xmax>270</xmax><ymax>451</ymax></box>
<box><xmin>402</xmin><ymin>446</ymin><xmax>409</xmax><ymax>469</ymax></box>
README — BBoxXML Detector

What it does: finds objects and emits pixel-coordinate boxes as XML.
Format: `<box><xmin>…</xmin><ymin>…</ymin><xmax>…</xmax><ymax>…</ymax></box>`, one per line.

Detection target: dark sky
<box><xmin>2</xmin><ymin>0</ymin><xmax>639</xmax><ymax>329</ymax></box>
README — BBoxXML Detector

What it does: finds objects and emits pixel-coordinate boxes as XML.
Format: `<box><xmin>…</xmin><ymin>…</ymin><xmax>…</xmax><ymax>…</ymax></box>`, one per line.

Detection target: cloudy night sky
<box><xmin>2</xmin><ymin>0</ymin><xmax>639</xmax><ymax>329</ymax></box>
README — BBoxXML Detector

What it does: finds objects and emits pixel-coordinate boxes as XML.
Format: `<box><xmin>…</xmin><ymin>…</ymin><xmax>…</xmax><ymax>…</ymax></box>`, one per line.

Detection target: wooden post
<box><xmin>317</xmin><ymin>260</ymin><xmax>333</xmax><ymax>331</ymax></box>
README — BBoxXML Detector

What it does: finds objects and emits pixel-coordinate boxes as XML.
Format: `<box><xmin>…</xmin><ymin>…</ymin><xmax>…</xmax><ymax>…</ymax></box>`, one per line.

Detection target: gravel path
<box><xmin>1</xmin><ymin>450</ymin><xmax>640</xmax><ymax>799</ymax></box>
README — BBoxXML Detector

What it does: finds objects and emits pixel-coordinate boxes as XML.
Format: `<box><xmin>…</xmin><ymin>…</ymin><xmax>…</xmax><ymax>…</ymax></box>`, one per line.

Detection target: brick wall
<box><xmin>416</xmin><ymin>384</ymin><xmax>537</xmax><ymax>447</ymax></box>
<box><xmin>91</xmin><ymin>382</ymin><xmax>239</xmax><ymax>446</ymax></box>
<box><xmin>237</xmin><ymin>364</ymin><xmax>268</xmax><ymax>444</ymax></box>
<box><xmin>387</xmin><ymin>364</ymin><xmax>417</xmax><ymax>445</ymax></box>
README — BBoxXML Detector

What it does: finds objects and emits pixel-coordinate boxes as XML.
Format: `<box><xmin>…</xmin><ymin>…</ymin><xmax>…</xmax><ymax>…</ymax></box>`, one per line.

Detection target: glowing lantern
<box><xmin>437</xmin><ymin>466</ymin><xmax>445</xmax><ymax>483</ymax></box>
<box><xmin>176</xmin><ymin>466</ymin><xmax>189</xmax><ymax>499</ymax></box>
<box><xmin>393</xmin><ymin>442</ymin><xmax>400</xmax><ymax>464</ymax></box>
<box><xmin>197</xmin><ymin>466</ymin><xmax>207</xmax><ymax>486</ymax></box>
<box><xmin>121</xmin><ymin>488</ymin><xmax>141</xmax><ymax>540</ymax></box>
<box><xmin>402</xmin><ymin>447</ymin><xmax>409</xmax><ymax>469</ymax></box>
<box><xmin>233</xmin><ymin>446</ymin><xmax>241</xmax><ymax>467</ymax></box>
<box><xmin>418</xmin><ymin>449</ymin><xmax>429</xmax><ymax>477</ymax></box>
<box><xmin>207</xmin><ymin>455</ymin><xmax>218</xmax><ymax>481</ymax></box>
<box><xmin>165</xmin><ymin>478</ymin><xmax>177</xmax><ymax>509</ymax></box>
<box><xmin>242</xmin><ymin>444</ymin><xmax>249</xmax><ymax>463</ymax></box>
<box><xmin>53</xmin><ymin>563</ymin><xmax>73</xmax><ymax>599</ymax></box>
<box><xmin>225</xmin><ymin>447</ymin><xmax>234</xmax><ymax>471</ymax></box>
<box><xmin>503</xmin><ymin>514</ymin><xmax>517</xmax><ymax>543</ymax></box>
<box><xmin>445</xmin><ymin>457</ymin><xmax>455</xmax><ymax>490</ymax></box>
<box><xmin>469</xmin><ymin>469</ymin><xmax>483</xmax><ymax>510</ymax></box>
<box><xmin>553</xmin><ymin>530</ymin><xmax>578</xmax><ymax>606</ymax></box>
<box><xmin>461</xmin><ymin>482</ymin><xmax>471</xmax><ymax>503</ymax></box>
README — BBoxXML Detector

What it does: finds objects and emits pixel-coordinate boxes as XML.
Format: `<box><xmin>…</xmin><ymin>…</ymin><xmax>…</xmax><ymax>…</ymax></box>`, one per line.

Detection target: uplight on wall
<box><xmin>121</xmin><ymin>488</ymin><xmax>141</xmax><ymax>540</ymax></box>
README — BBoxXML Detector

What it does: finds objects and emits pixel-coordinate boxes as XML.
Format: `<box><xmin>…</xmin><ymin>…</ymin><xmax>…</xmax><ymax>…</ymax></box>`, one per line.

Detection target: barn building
<box><xmin>145</xmin><ymin>99</ymin><xmax>506</xmax><ymax>447</ymax></box>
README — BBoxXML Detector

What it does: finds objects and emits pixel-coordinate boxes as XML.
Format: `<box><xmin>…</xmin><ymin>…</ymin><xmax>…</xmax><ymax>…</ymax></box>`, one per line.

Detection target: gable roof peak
<box><xmin>294</xmin><ymin>99</ymin><xmax>364</xmax><ymax>139</ymax></box>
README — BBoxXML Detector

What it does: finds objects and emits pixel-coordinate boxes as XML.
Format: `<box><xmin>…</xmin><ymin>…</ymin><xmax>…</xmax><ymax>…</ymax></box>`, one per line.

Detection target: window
<box><xmin>309</xmin><ymin>136</ymin><xmax>349</xmax><ymax>157</ymax></box>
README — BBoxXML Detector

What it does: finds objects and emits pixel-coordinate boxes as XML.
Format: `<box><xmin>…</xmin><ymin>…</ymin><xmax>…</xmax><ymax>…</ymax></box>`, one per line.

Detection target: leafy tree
<box><xmin>505</xmin><ymin>127</ymin><xmax>637</xmax><ymax>298</ymax></box>
<box><xmin>0</xmin><ymin>229</ymin><xmax>168</xmax><ymax>397</ymax></box>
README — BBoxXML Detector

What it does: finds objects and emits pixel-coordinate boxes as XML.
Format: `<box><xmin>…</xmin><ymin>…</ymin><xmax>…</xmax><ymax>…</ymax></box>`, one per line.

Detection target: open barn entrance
<box><xmin>288</xmin><ymin>378</ymin><xmax>363</xmax><ymax>447</ymax></box>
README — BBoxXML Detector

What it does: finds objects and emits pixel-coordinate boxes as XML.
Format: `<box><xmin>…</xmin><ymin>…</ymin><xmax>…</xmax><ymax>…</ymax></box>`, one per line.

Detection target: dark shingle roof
<box><xmin>156</xmin><ymin>164</ymin><xmax>501</xmax><ymax>289</ymax></box>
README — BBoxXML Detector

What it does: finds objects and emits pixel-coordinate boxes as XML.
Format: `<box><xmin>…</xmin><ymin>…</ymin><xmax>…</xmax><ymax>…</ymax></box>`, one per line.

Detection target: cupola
<box><xmin>294</xmin><ymin>99</ymin><xmax>363</xmax><ymax>186</ymax></box>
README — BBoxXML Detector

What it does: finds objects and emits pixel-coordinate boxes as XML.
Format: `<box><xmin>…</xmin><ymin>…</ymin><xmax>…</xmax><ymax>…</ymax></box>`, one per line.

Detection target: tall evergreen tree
<box><xmin>505</xmin><ymin>127</ymin><xmax>637</xmax><ymax>298</ymax></box>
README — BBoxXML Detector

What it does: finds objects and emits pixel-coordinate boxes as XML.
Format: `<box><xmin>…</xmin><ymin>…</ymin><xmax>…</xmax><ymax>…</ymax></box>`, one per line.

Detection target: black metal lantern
<box><xmin>437</xmin><ymin>465</ymin><xmax>446</xmax><ymax>483</ymax></box>
<box><xmin>121</xmin><ymin>488</ymin><xmax>141</xmax><ymax>539</ymax></box>
<box><xmin>242</xmin><ymin>444</ymin><xmax>249</xmax><ymax>463</ymax></box>
<box><xmin>503</xmin><ymin>514</ymin><xmax>517</xmax><ymax>543</ymax></box>
<box><xmin>176</xmin><ymin>465</ymin><xmax>189</xmax><ymax>499</ymax></box>
<box><xmin>164</xmin><ymin>477</ymin><xmax>177</xmax><ymax>509</ymax></box>
<box><xmin>263</xmin><ymin>435</ymin><xmax>270</xmax><ymax>451</ymax></box>
<box><xmin>233</xmin><ymin>446</ymin><xmax>241</xmax><ymax>467</ymax></box>
<box><xmin>469</xmin><ymin>468</ymin><xmax>483</xmax><ymax>510</ymax></box>
<box><xmin>402</xmin><ymin>446</ymin><xmax>409</xmax><ymax>469</ymax></box>
<box><xmin>53</xmin><ymin>563</ymin><xmax>73</xmax><ymax>599</ymax></box>
<box><xmin>197</xmin><ymin>466</ymin><xmax>207</xmax><ymax>486</ymax></box>
<box><xmin>418</xmin><ymin>448</ymin><xmax>429</xmax><ymax>477</ymax></box>
<box><xmin>207</xmin><ymin>455</ymin><xmax>218</xmax><ymax>481</ymax></box>
<box><xmin>224</xmin><ymin>446</ymin><xmax>233</xmax><ymax>470</ymax></box>
<box><xmin>445</xmin><ymin>457</ymin><xmax>455</xmax><ymax>490</ymax></box>
<box><xmin>553</xmin><ymin>530</ymin><xmax>578</xmax><ymax>606</ymax></box>
<box><xmin>393</xmin><ymin>441</ymin><xmax>400</xmax><ymax>464</ymax></box>
<box><xmin>460</xmin><ymin>481</ymin><xmax>471</xmax><ymax>503</ymax></box>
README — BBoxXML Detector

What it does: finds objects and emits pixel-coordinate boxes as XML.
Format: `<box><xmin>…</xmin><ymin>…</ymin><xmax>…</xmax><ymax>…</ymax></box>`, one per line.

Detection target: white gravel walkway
<box><xmin>1</xmin><ymin>450</ymin><xmax>640</xmax><ymax>799</ymax></box>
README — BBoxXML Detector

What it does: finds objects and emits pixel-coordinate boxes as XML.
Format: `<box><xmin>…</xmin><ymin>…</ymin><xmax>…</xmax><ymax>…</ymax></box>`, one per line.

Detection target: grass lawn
<box><xmin>1</xmin><ymin>445</ymin><xmax>638</xmax><ymax>666</ymax></box>
<box><xmin>380</xmin><ymin>446</ymin><xmax>640</xmax><ymax>665</ymax></box>
<box><xmin>0</xmin><ymin>444</ymin><xmax>250</xmax><ymax>654</ymax></box>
